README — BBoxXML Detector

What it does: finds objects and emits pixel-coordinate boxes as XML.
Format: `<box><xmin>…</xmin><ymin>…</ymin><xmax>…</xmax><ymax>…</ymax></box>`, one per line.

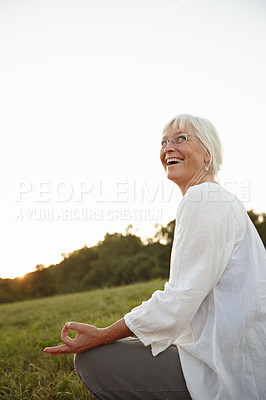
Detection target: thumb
<box><xmin>65</xmin><ymin>321</ymin><xmax>83</xmax><ymax>331</ymax></box>
<box><xmin>61</xmin><ymin>321</ymin><xmax>81</xmax><ymax>345</ymax></box>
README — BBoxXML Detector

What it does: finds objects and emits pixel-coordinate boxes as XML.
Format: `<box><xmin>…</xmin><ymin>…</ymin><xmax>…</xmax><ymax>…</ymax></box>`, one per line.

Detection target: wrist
<box><xmin>99</xmin><ymin>318</ymin><xmax>133</xmax><ymax>346</ymax></box>
<box><xmin>97</xmin><ymin>326</ymin><xmax>113</xmax><ymax>346</ymax></box>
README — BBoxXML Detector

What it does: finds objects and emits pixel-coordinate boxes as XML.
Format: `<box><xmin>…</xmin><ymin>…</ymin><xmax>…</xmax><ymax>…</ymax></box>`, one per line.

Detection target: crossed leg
<box><xmin>74</xmin><ymin>337</ymin><xmax>192</xmax><ymax>400</ymax></box>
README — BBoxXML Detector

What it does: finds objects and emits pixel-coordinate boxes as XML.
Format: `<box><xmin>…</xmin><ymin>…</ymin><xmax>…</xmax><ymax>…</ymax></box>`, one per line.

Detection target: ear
<box><xmin>204</xmin><ymin>149</ymin><xmax>211</xmax><ymax>166</ymax></box>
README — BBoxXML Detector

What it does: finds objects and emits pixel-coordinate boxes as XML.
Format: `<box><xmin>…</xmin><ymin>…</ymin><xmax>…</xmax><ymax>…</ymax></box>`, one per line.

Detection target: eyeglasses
<box><xmin>161</xmin><ymin>132</ymin><xmax>194</xmax><ymax>149</ymax></box>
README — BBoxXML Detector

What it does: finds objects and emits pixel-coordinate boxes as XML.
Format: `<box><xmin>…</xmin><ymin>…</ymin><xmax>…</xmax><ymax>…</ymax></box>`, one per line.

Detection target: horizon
<box><xmin>2</xmin><ymin>189</ymin><xmax>264</xmax><ymax>280</ymax></box>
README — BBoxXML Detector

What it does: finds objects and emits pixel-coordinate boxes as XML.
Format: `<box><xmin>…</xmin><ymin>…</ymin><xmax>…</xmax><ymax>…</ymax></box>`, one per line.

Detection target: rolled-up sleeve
<box><xmin>124</xmin><ymin>184</ymin><xmax>237</xmax><ymax>356</ymax></box>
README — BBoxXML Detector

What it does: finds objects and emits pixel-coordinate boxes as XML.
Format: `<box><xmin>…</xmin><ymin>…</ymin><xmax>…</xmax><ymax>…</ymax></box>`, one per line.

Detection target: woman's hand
<box><xmin>43</xmin><ymin>318</ymin><xmax>133</xmax><ymax>355</ymax></box>
<box><xmin>43</xmin><ymin>321</ymin><xmax>103</xmax><ymax>355</ymax></box>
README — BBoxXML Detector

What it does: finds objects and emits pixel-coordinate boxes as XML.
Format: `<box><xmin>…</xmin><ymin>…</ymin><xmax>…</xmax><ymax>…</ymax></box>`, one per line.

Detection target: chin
<box><xmin>166</xmin><ymin>173</ymin><xmax>180</xmax><ymax>185</ymax></box>
<box><xmin>166</xmin><ymin>168</ymin><xmax>179</xmax><ymax>180</ymax></box>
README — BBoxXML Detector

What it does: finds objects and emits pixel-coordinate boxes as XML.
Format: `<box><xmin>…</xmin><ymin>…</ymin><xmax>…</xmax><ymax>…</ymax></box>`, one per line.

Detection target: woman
<box><xmin>44</xmin><ymin>114</ymin><xmax>266</xmax><ymax>400</ymax></box>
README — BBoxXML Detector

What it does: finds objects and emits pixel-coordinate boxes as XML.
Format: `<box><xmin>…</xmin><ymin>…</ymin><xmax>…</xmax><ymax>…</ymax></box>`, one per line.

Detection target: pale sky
<box><xmin>1</xmin><ymin>0</ymin><xmax>265</xmax><ymax>279</ymax></box>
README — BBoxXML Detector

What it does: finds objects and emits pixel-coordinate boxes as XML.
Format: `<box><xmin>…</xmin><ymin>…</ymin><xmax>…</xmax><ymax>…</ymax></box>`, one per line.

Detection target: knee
<box><xmin>74</xmin><ymin>350</ymin><xmax>103</xmax><ymax>395</ymax></box>
<box><xmin>74</xmin><ymin>350</ymin><xmax>99</xmax><ymax>377</ymax></box>
<box><xmin>73</xmin><ymin>353</ymin><xmax>79</xmax><ymax>371</ymax></box>
<box><xmin>74</xmin><ymin>352</ymin><xmax>88</xmax><ymax>376</ymax></box>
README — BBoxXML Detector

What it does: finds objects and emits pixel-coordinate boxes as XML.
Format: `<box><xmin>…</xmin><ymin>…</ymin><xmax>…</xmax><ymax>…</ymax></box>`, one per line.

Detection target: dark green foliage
<box><xmin>248</xmin><ymin>210</ymin><xmax>266</xmax><ymax>247</ymax></box>
<box><xmin>85</xmin><ymin>233</ymin><xmax>166</xmax><ymax>288</ymax></box>
<box><xmin>0</xmin><ymin>210</ymin><xmax>265</xmax><ymax>304</ymax></box>
<box><xmin>154</xmin><ymin>219</ymin><xmax>176</xmax><ymax>244</ymax></box>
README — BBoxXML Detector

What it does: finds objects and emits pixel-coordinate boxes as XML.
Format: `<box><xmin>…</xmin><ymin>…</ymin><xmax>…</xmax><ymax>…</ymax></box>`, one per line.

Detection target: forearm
<box><xmin>99</xmin><ymin>318</ymin><xmax>134</xmax><ymax>346</ymax></box>
<box><xmin>44</xmin><ymin>318</ymin><xmax>134</xmax><ymax>355</ymax></box>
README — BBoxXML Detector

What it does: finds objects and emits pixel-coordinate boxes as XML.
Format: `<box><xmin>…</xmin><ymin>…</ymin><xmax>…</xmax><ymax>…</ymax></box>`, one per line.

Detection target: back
<box><xmin>177</xmin><ymin>183</ymin><xmax>266</xmax><ymax>400</ymax></box>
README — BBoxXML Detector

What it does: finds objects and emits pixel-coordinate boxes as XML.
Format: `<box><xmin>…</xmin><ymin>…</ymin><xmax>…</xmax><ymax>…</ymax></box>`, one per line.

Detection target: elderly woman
<box><xmin>44</xmin><ymin>114</ymin><xmax>266</xmax><ymax>400</ymax></box>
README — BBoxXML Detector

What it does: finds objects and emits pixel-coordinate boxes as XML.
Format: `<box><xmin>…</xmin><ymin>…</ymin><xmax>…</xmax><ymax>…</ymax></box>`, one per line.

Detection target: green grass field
<box><xmin>0</xmin><ymin>279</ymin><xmax>164</xmax><ymax>399</ymax></box>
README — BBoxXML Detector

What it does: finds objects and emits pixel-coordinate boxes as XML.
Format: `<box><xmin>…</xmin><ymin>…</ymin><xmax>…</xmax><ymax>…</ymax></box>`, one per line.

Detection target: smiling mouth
<box><xmin>166</xmin><ymin>157</ymin><xmax>184</xmax><ymax>166</ymax></box>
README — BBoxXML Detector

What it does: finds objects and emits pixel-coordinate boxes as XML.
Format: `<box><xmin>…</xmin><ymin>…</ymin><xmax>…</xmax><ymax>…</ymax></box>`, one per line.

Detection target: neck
<box><xmin>181</xmin><ymin>171</ymin><xmax>218</xmax><ymax>196</ymax></box>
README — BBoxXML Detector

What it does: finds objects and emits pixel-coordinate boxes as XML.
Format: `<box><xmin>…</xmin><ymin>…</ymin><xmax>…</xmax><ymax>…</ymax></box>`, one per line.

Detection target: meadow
<box><xmin>0</xmin><ymin>279</ymin><xmax>164</xmax><ymax>399</ymax></box>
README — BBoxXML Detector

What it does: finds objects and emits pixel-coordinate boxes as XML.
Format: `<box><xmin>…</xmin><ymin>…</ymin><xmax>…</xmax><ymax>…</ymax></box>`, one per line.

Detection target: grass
<box><xmin>0</xmin><ymin>279</ymin><xmax>165</xmax><ymax>399</ymax></box>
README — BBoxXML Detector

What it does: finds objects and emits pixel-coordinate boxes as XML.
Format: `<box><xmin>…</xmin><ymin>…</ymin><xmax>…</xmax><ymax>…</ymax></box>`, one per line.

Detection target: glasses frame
<box><xmin>161</xmin><ymin>132</ymin><xmax>195</xmax><ymax>149</ymax></box>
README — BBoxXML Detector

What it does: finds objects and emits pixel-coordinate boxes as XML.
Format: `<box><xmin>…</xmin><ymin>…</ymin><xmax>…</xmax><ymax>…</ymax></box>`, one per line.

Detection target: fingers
<box><xmin>44</xmin><ymin>321</ymin><xmax>87</xmax><ymax>355</ymax></box>
<box><xmin>61</xmin><ymin>323</ymin><xmax>71</xmax><ymax>336</ymax></box>
<box><xmin>61</xmin><ymin>321</ymin><xmax>82</xmax><ymax>345</ymax></box>
<box><xmin>43</xmin><ymin>344</ymin><xmax>71</xmax><ymax>355</ymax></box>
<box><xmin>65</xmin><ymin>321</ymin><xmax>82</xmax><ymax>331</ymax></box>
<box><xmin>61</xmin><ymin>321</ymin><xmax>80</xmax><ymax>335</ymax></box>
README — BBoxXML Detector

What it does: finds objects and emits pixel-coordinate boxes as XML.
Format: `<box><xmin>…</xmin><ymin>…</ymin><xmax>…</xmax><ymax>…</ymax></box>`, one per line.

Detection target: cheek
<box><xmin>186</xmin><ymin>145</ymin><xmax>205</xmax><ymax>166</ymax></box>
<box><xmin>160</xmin><ymin>151</ymin><xmax>165</xmax><ymax>167</ymax></box>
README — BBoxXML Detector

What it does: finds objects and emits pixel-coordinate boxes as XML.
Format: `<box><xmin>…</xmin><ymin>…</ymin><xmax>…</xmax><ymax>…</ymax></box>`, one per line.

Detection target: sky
<box><xmin>0</xmin><ymin>0</ymin><xmax>265</xmax><ymax>279</ymax></box>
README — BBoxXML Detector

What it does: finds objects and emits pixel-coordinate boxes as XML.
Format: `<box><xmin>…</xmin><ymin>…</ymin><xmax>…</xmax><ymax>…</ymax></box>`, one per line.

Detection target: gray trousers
<box><xmin>74</xmin><ymin>337</ymin><xmax>192</xmax><ymax>400</ymax></box>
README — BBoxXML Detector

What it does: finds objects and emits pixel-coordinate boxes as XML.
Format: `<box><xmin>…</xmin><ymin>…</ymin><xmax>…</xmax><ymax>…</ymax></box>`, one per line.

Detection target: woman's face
<box><xmin>160</xmin><ymin>121</ymin><xmax>210</xmax><ymax>194</ymax></box>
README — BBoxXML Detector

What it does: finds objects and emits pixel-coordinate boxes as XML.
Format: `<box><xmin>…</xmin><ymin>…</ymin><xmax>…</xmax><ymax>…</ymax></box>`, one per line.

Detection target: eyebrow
<box><xmin>161</xmin><ymin>130</ymin><xmax>187</xmax><ymax>138</ymax></box>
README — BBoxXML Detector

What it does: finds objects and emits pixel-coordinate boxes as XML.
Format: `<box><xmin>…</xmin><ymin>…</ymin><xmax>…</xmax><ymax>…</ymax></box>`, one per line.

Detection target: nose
<box><xmin>163</xmin><ymin>140</ymin><xmax>175</xmax><ymax>152</ymax></box>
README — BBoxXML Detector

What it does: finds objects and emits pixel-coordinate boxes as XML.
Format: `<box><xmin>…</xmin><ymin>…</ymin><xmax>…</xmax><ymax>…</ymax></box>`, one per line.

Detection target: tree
<box><xmin>1</xmin><ymin>210</ymin><xmax>265</xmax><ymax>304</ymax></box>
<box><xmin>153</xmin><ymin>220</ymin><xmax>176</xmax><ymax>245</ymax></box>
<box><xmin>248</xmin><ymin>210</ymin><xmax>266</xmax><ymax>247</ymax></box>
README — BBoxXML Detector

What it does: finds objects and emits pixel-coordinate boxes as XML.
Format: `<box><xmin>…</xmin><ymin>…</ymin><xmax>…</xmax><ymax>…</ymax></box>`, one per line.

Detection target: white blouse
<box><xmin>124</xmin><ymin>182</ymin><xmax>266</xmax><ymax>400</ymax></box>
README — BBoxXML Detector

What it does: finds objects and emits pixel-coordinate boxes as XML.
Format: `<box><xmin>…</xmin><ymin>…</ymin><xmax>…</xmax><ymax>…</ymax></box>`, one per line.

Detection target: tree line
<box><xmin>0</xmin><ymin>210</ymin><xmax>265</xmax><ymax>304</ymax></box>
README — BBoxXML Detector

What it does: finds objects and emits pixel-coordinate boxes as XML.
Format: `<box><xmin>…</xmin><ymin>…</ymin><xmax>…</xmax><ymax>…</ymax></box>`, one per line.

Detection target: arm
<box><xmin>125</xmin><ymin>186</ymin><xmax>237</xmax><ymax>355</ymax></box>
<box><xmin>43</xmin><ymin>318</ymin><xmax>133</xmax><ymax>355</ymax></box>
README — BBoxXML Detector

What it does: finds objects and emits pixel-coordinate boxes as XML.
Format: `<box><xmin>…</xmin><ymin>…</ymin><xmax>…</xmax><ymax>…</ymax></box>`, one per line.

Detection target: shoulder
<box><xmin>185</xmin><ymin>182</ymin><xmax>236</xmax><ymax>203</ymax></box>
<box><xmin>177</xmin><ymin>183</ymin><xmax>241</xmax><ymax>224</ymax></box>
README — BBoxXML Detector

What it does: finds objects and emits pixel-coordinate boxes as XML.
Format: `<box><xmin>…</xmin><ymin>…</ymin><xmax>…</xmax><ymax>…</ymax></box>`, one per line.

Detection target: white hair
<box><xmin>163</xmin><ymin>113</ymin><xmax>223</xmax><ymax>176</ymax></box>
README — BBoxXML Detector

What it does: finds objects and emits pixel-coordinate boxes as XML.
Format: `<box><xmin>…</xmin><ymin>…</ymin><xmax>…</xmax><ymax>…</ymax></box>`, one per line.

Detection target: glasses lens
<box><xmin>174</xmin><ymin>134</ymin><xmax>187</xmax><ymax>144</ymax></box>
<box><xmin>161</xmin><ymin>139</ymin><xmax>168</xmax><ymax>148</ymax></box>
<box><xmin>161</xmin><ymin>133</ymin><xmax>187</xmax><ymax>148</ymax></box>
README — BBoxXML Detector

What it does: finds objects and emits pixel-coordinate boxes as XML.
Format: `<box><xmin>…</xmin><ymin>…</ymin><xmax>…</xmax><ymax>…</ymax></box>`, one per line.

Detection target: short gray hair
<box><xmin>163</xmin><ymin>114</ymin><xmax>223</xmax><ymax>176</ymax></box>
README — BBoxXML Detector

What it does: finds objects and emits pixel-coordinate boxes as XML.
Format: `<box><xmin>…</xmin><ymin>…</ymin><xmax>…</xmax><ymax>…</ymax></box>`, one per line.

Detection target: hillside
<box><xmin>0</xmin><ymin>280</ymin><xmax>165</xmax><ymax>399</ymax></box>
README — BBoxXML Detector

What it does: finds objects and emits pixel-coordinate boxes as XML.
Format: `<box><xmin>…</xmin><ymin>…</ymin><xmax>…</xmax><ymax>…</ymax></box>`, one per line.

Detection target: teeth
<box><xmin>166</xmin><ymin>158</ymin><xmax>183</xmax><ymax>165</ymax></box>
